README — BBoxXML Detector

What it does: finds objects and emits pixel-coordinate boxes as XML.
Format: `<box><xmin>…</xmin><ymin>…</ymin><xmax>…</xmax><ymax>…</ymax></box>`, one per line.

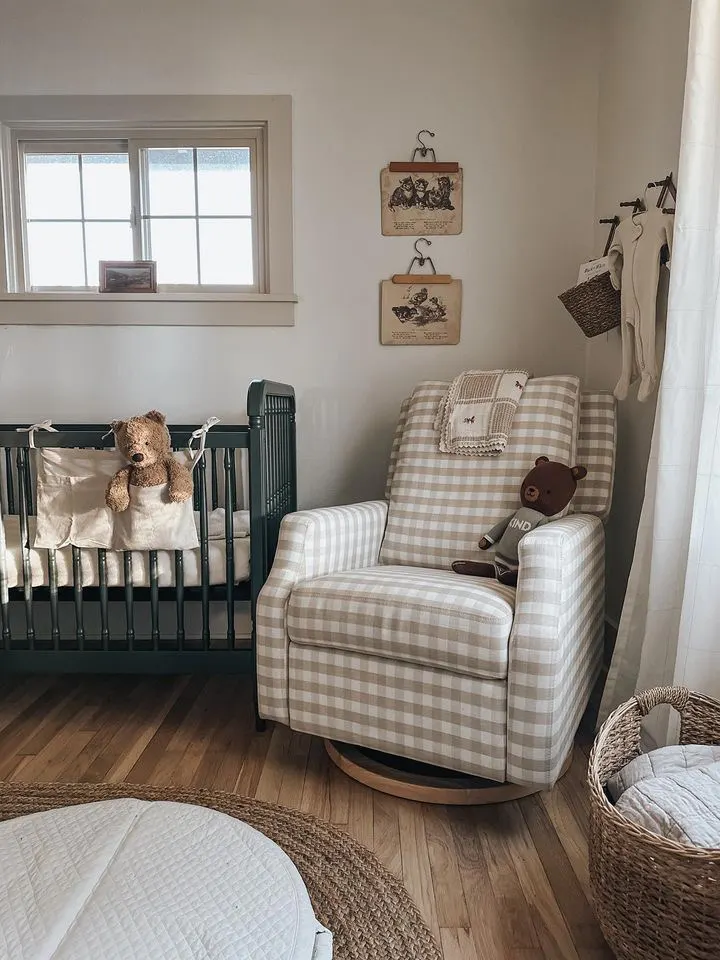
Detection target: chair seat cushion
<box><xmin>287</xmin><ymin>565</ymin><xmax>516</xmax><ymax>680</ymax></box>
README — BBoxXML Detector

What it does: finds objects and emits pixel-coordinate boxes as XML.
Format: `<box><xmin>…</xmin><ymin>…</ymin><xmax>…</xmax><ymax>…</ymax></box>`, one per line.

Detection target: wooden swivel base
<box><xmin>325</xmin><ymin>740</ymin><xmax>572</xmax><ymax>805</ymax></box>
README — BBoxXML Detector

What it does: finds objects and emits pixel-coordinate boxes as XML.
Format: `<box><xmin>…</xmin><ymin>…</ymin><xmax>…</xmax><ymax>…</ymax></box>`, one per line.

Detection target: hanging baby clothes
<box><xmin>607</xmin><ymin>207</ymin><xmax>674</xmax><ymax>402</ymax></box>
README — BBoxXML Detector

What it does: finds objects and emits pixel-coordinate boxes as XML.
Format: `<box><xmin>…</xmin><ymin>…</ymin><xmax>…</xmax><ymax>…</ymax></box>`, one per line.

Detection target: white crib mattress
<box><xmin>0</xmin><ymin>798</ymin><xmax>333</xmax><ymax>960</ymax></box>
<box><xmin>0</xmin><ymin>515</ymin><xmax>250</xmax><ymax>589</ymax></box>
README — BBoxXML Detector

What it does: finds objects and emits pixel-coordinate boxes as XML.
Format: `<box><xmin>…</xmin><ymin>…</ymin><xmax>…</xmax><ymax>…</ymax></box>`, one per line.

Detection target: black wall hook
<box><xmin>599</xmin><ymin>216</ymin><xmax>620</xmax><ymax>256</ymax></box>
<box><xmin>620</xmin><ymin>197</ymin><xmax>645</xmax><ymax>215</ymax></box>
<box><xmin>647</xmin><ymin>173</ymin><xmax>676</xmax><ymax>213</ymax></box>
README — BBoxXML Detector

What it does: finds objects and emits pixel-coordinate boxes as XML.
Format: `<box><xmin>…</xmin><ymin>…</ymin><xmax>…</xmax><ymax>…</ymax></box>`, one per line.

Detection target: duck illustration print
<box><xmin>381</xmin><ymin>280</ymin><xmax>462</xmax><ymax>345</ymax></box>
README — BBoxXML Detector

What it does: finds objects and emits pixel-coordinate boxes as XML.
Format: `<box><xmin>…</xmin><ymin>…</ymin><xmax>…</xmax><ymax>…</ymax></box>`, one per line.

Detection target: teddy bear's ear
<box><xmin>571</xmin><ymin>465</ymin><xmax>588</xmax><ymax>481</ymax></box>
<box><xmin>534</xmin><ymin>455</ymin><xmax>550</xmax><ymax>465</ymax></box>
<box><xmin>144</xmin><ymin>410</ymin><xmax>166</xmax><ymax>424</ymax></box>
<box><xmin>111</xmin><ymin>419</ymin><xmax>125</xmax><ymax>433</ymax></box>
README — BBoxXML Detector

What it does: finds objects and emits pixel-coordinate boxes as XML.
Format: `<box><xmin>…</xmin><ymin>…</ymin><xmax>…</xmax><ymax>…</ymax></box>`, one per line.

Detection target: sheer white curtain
<box><xmin>600</xmin><ymin>0</ymin><xmax>720</xmax><ymax>727</ymax></box>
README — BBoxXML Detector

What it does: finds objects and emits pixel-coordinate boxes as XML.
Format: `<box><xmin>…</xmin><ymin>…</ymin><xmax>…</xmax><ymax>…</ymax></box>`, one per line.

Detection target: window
<box><xmin>0</xmin><ymin>96</ymin><xmax>295</xmax><ymax>322</ymax></box>
<box><xmin>17</xmin><ymin>134</ymin><xmax>261</xmax><ymax>292</ymax></box>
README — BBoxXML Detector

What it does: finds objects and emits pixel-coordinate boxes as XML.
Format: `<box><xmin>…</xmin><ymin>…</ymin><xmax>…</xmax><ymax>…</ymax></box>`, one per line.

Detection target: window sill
<box><xmin>0</xmin><ymin>292</ymin><xmax>297</xmax><ymax>326</ymax></box>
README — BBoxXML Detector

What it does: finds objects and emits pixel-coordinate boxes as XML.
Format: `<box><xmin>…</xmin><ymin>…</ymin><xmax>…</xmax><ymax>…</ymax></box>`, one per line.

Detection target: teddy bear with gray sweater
<box><xmin>452</xmin><ymin>456</ymin><xmax>587</xmax><ymax>586</ymax></box>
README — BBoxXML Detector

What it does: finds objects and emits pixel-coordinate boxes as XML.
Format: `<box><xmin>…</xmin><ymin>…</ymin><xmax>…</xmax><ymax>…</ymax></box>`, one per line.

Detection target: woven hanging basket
<box><xmin>588</xmin><ymin>686</ymin><xmax>720</xmax><ymax>960</ymax></box>
<box><xmin>559</xmin><ymin>217</ymin><xmax>621</xmax><ymax>337</ymax></box>
<box><xmin>559</xmin><ymin>271</ymin><xmax>621</xmax><ymax>337</ymax></box>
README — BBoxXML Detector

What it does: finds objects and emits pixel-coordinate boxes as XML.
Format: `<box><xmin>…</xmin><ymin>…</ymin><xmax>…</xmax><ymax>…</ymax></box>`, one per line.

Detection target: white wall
<box><xmin>0</xmin><ymin>0</ymin><xmax>599</xmax><ymax>507</ymax></box>
<box><xmin>584</xmin><ymin>0</ymin><xmax>691</xmax><ymax>622</ymax></box>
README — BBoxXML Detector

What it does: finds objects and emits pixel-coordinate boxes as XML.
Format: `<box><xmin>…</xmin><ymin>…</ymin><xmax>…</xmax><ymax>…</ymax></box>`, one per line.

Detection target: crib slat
<box><xmin>175</xmin><ymin>550</ymin><xmax>185</xmax><ymax>648</ymax></box>
<box><xmin>150</xmin><ymin>550</ymin><xmax>160</xmax><ymax>647</ymax></box>
<box><xmin>211</xmin><ymin>449</ymin><xmax>219</xmax><ymax>510</ymax></box>
<box><xmin>0</xmin><ymin>531</ymin><xmax>9</xmax><ymax>647</ymax></box>
<box><xmin>24</xmin><ymin>451</ymin><xmax>33</xmax><ymax>517</ymax></box>
<box><xmin>17</xmin><ymin>448</ymin><xmax>34</xmax><ymax>646</ymax></box>
<box><xmin>224</xmin><ymin>447</ymin><xmax>235</xmax><ymax>646</ymax></box>
<box><xmin>47</xmin><ymin>549</ymin><xmax>60</xmax><ymax>646</ymax></box>
<box><xmin>98</xmin><ymin>549</ymin><xmax>109</xmax><ymax>648</ymax></box>
<box><xmin>124</xmin><ymin>552</ymin><xmax>135</xmax><ymax>647</ymax></box>
<box><xmin>4</xmin><ymin>449</ymin><xmax>15</xmax><ymax>515</ymax></box>
<box><xmin>72</xmin><ymin>546</ymin><xmax>84</xmax><ymax>647</ymax></box>
<box><xmin>197</xmin><ymin>454</ymin><xmax>210</xmax><ymax>646</ymax></box>
<box><xmin>229</xmin><ymin>448</ymin><xmax>238</xmax><ymax>511</ymax></box>
<box><xmin>192</xmin><ymin>453</ymin><xmax>202</xmax><ymax>512</ymax></box>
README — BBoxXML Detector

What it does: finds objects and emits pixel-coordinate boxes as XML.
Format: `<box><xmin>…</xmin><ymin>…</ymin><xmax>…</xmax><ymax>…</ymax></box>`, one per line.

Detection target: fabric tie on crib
<box><xmin>15</xmin><ymin>420</ymin><xmax>58</xmax><ymax>448</ymax></box>
<box><xmin>188</xmin><ymin>417</ymin><xmax>221</xmax><ymax>468</ymax></box>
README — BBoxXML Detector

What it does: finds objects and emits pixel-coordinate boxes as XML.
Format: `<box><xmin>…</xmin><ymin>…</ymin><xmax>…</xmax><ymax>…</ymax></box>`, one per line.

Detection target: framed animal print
<box><xmin>381</xmin><ymin>167</ymin><xmax>463</xmax><ymax>236</ymax></box>
<box><xmin>381</xmin><ymin>278</ymin><xmax>462</xmax><ymax>345</ymax></box>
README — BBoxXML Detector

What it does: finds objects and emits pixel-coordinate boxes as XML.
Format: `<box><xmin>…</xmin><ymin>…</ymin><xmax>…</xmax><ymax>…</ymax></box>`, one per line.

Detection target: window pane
<box><xmin>85</xmin><ymin>222</ymin><xmax>133</xmax><ymax>285</ymax></box>
<box><xmin>82</xmin><ymin>154</ymin><xmax>131</xmax><ymax>219</ymax></box>
<box><xmin>146</xmin><ymin>148</ymin><xmax>196</xmax><ymax>216</ymax></box>
<box><xmin>199</xmin><ymin>218</ymin><xmax>253</xmax><ymax>285</ymax></box>
<box><xmin>27</xmin><ymin>222</ymin><xmax>85</xmax><ymax>287</ymax></box>
<box><xmin>24</xmin><ymin>154</ymin><xmax>81</xmax><ymax>219</ymax></box>
<box><xmin>149</xmin><ymin>218</ymin><xmax>198</xmax><ymax>284</ymax></box>
<box><xmin>197</xmin><ymin>148</ymin><xmax>251</xmax><ymax>216</ymax></box>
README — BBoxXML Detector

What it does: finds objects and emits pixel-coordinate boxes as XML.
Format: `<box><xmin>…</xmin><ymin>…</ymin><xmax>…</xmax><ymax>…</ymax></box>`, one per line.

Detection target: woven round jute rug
<box><xmin>0</xmin><ymin>782</ymin><xmax>441</xmax><ymax>960</ymax></box>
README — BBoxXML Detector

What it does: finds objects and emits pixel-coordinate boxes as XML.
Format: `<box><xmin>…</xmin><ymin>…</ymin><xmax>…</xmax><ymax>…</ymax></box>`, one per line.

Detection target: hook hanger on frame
<box><xmin>388</xmin><ymin>131</ymin><xmax>459</xmax><ymax>173</ymax></box>
<box><xmin>392</xmin><ymin>237</ymin><xmax>453</xmax><ymax>284</ymax></box>
<box><xmin>408</xmin><ymin>237</ymin><xmax>436</xmax><ymax>274</ymax></box>
<box><xmin>411</xmin><ymin>130</ymin><xmax>436</xmax><ymax>163</ymax></box>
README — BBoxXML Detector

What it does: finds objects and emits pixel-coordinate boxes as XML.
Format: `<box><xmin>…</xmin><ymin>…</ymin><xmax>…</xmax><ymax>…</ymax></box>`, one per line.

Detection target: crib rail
<box><xmin>0</xmin><ymin>380</ymin><xmax>296</xmax><ymax>682</ymax></box>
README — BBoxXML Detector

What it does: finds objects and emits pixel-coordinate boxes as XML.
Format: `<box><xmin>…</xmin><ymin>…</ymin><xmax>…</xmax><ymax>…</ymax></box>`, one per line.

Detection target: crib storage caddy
<box><xmin>0</xmin><ymin>380</ymin><xmax>296</xmax><ymax>684</ymax></box>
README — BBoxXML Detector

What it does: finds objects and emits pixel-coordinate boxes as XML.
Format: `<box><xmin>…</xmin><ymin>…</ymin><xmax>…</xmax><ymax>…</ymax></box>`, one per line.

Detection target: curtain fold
<box><xmin>600</xmin><ymin>0</ymin><xmax>720</xmax><ymax>729</ymax></box>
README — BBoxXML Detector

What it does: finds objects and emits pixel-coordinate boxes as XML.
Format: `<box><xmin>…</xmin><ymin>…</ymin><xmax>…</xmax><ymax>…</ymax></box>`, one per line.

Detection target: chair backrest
<box><xmin>381</xmin><ymin>377</ymin><xmax>615</xmax><ymax>571</ymax></box>
<box><xmin>573</xmin><ymin>392</ymin><xmax>616</xmax><ymax>519</ymax></box>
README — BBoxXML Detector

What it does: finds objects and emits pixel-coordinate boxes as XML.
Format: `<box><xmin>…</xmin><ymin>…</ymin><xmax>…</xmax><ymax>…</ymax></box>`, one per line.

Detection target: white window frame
<box><xmin>13</xmin><ymin>137</ymin><xmax>131</xmax><ymax>293</ymax></box>
<box><xmin>0</xmin><ymin>96</ymin><xmax>295</xmax><ymax>326</ymax></box>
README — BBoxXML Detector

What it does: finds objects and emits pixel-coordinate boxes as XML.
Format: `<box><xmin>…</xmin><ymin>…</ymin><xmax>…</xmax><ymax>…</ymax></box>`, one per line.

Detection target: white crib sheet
<box><xmin>0</xmin><ymin>515</ymin><xmax>250</xmax><ymax>589</ymax></box>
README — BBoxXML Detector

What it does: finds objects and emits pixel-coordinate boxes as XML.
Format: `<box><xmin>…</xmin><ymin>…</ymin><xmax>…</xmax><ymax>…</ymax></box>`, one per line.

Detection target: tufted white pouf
<box><xmin>0</xmin><ymin>798</ymin><xmax>332</xmax><ymax>959</ymax></box>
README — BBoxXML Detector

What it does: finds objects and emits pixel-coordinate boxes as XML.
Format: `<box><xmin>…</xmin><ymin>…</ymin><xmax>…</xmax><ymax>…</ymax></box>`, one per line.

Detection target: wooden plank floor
<box><xmin>0</xmin><ymin>675</ymin><xmax>614</xmax><ymax>960</ymax></box>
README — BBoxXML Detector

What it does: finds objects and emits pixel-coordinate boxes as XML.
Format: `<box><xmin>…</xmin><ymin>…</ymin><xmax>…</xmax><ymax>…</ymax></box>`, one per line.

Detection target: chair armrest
<box><xmin>506</xmin><ymin>514</ymin><xmax>605</xmax><ymax>787</ymax></box>
<box><xmin>256</xmin><ymin>500</ymin><xmax>388</xmax><ymax>723</ymax></box>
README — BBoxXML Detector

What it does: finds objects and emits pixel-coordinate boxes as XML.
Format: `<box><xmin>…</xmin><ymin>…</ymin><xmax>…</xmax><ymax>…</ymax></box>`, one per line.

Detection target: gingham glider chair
<box><xmin>256</xmin><ymin>376</ymin><xmax>616</xmax><ymax>788</ymax></box>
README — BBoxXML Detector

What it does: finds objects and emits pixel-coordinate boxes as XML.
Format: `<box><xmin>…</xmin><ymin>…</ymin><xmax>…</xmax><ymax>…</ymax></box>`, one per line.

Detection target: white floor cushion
<box><xmin>0</xmin><ymin>798</ymin><xmax>332</xmax><ymax>959</ymax></box>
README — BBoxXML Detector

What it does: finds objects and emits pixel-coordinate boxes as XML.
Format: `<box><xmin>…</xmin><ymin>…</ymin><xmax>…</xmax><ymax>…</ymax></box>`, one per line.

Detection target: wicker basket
<box><xmin>559</xmin><ymin>271</ymin><xmax>621</xmax><ymax>337</ymax></box>
<box><xmin>588</xmin><ymin>686</ymin><xmax>720</xmax><ymax>960</ymax></box>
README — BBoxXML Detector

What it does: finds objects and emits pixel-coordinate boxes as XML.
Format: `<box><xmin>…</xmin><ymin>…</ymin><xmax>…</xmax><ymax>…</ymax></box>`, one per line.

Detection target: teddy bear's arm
<box><xmin>106</xmin><ymin>466</ymin><xmax>132</xmax><ymax>513</ymax></box>
<box><xmin>481</xmin><ymin>513</ymin><xmax>514</xmax><ymax>548</ymax></box>
<box><xmin>166</xmin><ymin>457</ymin><xmax>194</xmax><ymax>504</ymax></box>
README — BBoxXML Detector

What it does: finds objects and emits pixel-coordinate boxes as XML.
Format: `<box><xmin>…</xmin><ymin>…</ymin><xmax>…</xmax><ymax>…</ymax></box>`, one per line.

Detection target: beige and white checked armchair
<box><xmin>256</xmin><ymin>376</ymin><xmax>616</xmax><ymax>788</ymax></box>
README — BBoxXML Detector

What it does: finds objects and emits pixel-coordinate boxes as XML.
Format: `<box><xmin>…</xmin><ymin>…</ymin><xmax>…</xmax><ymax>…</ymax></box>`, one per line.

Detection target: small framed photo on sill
<box><xmin>99</xmin><ymin>261</ymin><xmax>157</xmax><ymax>293</ymax></box>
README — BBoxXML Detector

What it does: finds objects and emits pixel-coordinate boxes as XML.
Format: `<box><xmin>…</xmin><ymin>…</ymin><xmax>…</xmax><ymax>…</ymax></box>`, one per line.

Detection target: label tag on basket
<box><xmin>577</xmin><ymin>256</ymin><xmax>610</xmax><ymax>284</ymax></box>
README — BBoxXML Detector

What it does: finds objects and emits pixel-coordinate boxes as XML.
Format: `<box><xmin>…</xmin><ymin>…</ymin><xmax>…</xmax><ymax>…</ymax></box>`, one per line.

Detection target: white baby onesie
<box><xmin>607</xmin><ymin>207</ymin><xmax>674</xmax><ymax>402</ymax></box>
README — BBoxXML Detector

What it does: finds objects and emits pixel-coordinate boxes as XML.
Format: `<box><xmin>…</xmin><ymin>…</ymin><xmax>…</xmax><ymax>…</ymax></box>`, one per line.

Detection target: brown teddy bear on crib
<box><xmin>106</xmin><ymin>411</ymin><xmax>194</xmax><ymax>513</ymax></box>
<box><xmin>452</xmin><ymin>456</ymin><xmax>587</xmax><ymax>586</ymax></box>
